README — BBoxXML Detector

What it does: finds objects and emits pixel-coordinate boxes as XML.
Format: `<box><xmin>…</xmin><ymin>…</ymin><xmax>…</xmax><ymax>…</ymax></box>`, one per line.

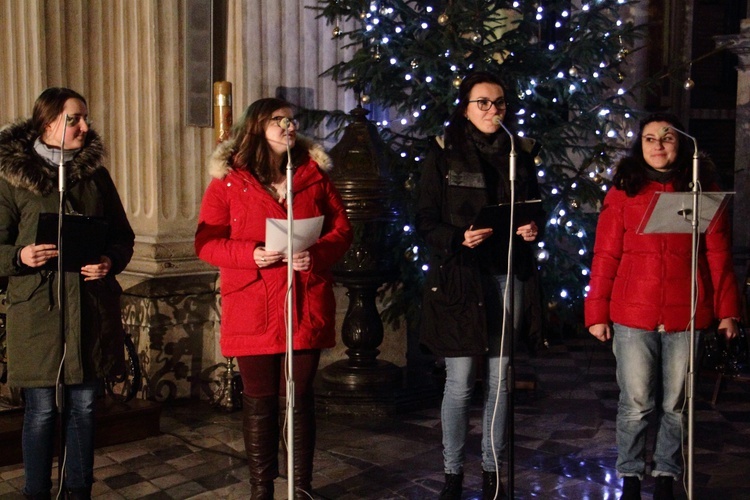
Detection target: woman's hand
<box><xmin>589</xmin><ymin>323</ymin><xmax>612</xmax><ymax>342</ymax></box>
<box><xmin>254</xmin><ymin>246</ymin><xmax>283</xmax><ymax>268</ymax></box>
<box><xmin>81</xmin><ymin>256</ymin><xmax>112</xmax><ymax>281</ymax></box>
<box><xmin>718</xmin><ymin>318</ymin><xmax>739</xmax><ymax>340</ymax></box>
<box><xmin>285</xmin><ymin>250</ymin><xmax>311</xmax><ymax>272</ymax></box>
<box><xmin>516</xmin><ymin>221</ymin><xmax>539</xmax><ymax>242</ymax></box>
<box><xmin>462</xmin><ymin>226</ymin><xmax>493</xmax><ymax>248</ymax></box>
<box><xmin>20</xmin><ymin>244</ymin><xmax>58</xmax><ymax>268</ymax></box>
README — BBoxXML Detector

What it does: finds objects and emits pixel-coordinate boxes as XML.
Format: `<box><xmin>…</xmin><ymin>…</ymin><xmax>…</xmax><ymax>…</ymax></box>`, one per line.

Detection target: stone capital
<box><xmin>715</xmin><ymin>19</ymin><xmax>750</xmax><ymax>71</ymax></box>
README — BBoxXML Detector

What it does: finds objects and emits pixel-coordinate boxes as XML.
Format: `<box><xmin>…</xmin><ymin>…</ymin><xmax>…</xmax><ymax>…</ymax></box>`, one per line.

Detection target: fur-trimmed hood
<box><xmin>0</xmin><ymin>119</ymin><xmax>105</xmax><ymax>196</ymax></box>
<box><xmin>208</xmin><ymin>135</ymin><xmax>332</xmax><ymax>179</ymax></box>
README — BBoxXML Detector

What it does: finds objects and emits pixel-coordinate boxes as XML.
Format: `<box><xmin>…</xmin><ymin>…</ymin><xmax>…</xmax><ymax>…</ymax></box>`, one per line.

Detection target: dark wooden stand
<box><xmin>0</xmin><ymin>397</ymin><xmax>161</xmax><ymax>467</ymax></box>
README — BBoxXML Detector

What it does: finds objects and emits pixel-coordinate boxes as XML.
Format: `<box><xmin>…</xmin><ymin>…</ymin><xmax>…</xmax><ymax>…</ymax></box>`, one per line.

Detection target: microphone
<box><xmin>659</xmin><ymin>125</ymin><xmax>699</xmax><ymax>191</ymax></box>
<box><xmin>59</xmin><ymin>114</ymin><xmax>69</xmax><ymax>193</ymax></box>
<box><xmin>492</xmin><ymin>115</ymin><xmax>516</xmax><ymax>181</ymax></box>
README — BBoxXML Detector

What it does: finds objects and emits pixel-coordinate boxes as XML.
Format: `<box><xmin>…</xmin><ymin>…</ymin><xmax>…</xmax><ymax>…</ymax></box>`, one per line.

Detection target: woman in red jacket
<box><xmin>585</xmin><ymin>113</ymin><xmax>739</xmax><ymax>500</ymax></box>
<box><xmin>195</xmin><ymin>98</ymin><xmax>352</xmax><ymax>499</ymax></box>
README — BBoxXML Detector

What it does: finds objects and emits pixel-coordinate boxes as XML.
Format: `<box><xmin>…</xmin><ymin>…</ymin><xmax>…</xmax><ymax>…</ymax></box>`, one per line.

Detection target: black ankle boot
<box><xmin>653</xmin><ymin>476</ymin><xmax>675</xmax><ymax>500</ymax></box>
<box><xmin>621</xmin><ymin>476</ymin><xmax>641</xmax><ymax>500</ymax></box>
<box><xmin>482</xmin><ymin>470</ymin><xmax>507</xmax><ymax>500</ymax></box>
<box><xmin>439</xmin><ymin>472</ymin><xmax>463</xmax><ymax>500</ymax></box>
<box><xmin>23</xmin><ymin>492</ymin><xmax>51</xmax><ymax>500</ymax></box>
<box><xmin>65</xmin><ymin>488</ymin><xmax>92</xmax><ymax>500</ymax></box>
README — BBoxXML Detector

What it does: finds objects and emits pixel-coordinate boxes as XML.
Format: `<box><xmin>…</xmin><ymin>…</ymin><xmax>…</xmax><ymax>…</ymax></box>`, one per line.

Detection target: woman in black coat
<box><xmin>416</xmin><ymin>71</ymin><xmax>543</xmax><ymax>500</ymax></box>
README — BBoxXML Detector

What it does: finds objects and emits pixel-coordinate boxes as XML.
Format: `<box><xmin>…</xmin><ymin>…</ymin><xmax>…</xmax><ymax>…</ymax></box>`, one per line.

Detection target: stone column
<box><xmin>715</xmin><ymin>20</ymin><xmax>750</xmax><ymax>295</ymax></box>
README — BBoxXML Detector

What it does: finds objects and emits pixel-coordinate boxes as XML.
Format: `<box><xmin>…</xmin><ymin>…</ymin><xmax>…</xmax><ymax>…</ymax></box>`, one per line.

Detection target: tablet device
<box><xmin>35</xmin><ymin>213</ymin><xmax>109</xmax><ymax>272</ymax></box>
<box><xmin>473</xmin><ymin>199</ymin><xmax>544</xmax><ymax>232</ymax></box>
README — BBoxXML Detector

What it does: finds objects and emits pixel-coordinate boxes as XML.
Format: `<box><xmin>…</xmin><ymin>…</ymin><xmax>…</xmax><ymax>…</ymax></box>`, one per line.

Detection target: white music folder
<box><xmin>637</xmin><ymin>191</ymin><xmax>734</xmax><ymax>235</ymax></box>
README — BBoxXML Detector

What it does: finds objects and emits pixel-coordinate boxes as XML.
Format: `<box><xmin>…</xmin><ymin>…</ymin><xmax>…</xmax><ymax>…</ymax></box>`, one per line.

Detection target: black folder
<box><xmin>472</xmin><ymin>199</ymin><xmax>544</xmax><ymax>233</ymax></box>
<box><xmin>35</xmin><ymin>213</ymin><xmax>109</xmax><ymax>272</ymax></box>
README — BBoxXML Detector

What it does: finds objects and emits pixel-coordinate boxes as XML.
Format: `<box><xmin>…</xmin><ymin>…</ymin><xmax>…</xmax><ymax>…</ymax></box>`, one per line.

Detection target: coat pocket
<box><xmin>220</xmin><ymin>268</ymin><xmax>267</xmax><ymax>334</ymax></box>
<box><xmin>6</xmin><ymin>273</ymin><xmax>45</xmax><ymax>304</ymax></box>
<box><xmin>420</xmin><ymin>261</ymin><xmax>484</xmax><ymax>353</ymax></box>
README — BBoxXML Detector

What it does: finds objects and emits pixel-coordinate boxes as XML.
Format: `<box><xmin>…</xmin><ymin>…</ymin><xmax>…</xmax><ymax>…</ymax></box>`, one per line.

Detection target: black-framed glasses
<box><xmin>64</xmin><ymin>114</ymin><xmax>91</xmax><ymax>127</ymax></box>
<box><xmin>468</xmin><ymin>98</ymin><xmax>507</xmax><ymax>111</ymax></box>
<box><xmin>269</xmin><ymin>116</ymin><xmax>299</xmax><ymax>129</ymax></box>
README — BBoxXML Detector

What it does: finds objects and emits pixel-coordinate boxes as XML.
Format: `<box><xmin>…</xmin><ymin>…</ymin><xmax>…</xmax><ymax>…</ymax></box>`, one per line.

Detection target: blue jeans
<box><xmin>613</xmin><ymin>324</ymin><xmax>693</xmax><ymax>479</ymax></box>
<box><xmin>441</xmin><ymin>275</ymin><xmax>521</xmax><ymax>474</ymax></box>
<box><xmin>22</xmin><ymin>382</ymin><xmax>98</xmax><ymax>495</ymax></box>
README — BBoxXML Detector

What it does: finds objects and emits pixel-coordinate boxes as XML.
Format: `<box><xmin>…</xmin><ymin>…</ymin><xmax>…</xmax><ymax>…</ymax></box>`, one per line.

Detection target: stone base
<box><xmin>319</xmin><ymin>359</ymin><xmax>403</xmax><ymax>388</ymax></box>
<box><xmin>316</xmin><ymin>362</ymin><xmax>442</xmax><ymax>416</ymax></box>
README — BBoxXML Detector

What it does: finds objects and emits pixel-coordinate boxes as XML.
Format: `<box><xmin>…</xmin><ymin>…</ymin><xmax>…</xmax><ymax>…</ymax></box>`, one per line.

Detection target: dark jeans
<box><xmin>22</xmin><ymin>382</ymin><xmax>98</xmax><ymax>495</ymax></box>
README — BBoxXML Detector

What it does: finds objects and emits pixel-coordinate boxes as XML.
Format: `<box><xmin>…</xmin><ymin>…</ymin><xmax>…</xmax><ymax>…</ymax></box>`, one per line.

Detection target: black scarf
<box><xmin>464</xmin><ymin>122</ymin><xmax>511</xmax><ymax>204</ymax></box>
<box><xmin>644</xmin><ymin>165</ymin><xmax>676</xmax><ymax>184</ymax></box>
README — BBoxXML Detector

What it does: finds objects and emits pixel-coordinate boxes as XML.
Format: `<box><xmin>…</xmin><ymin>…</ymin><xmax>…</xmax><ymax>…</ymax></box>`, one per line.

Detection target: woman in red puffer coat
<box><xmin>195</xmin><ymin>98</ymin><xmax>352</xmax><ymax>500</ymax></box>
<box><xmin>585</xmin><ymin>112</ymin><xmax>739</xmax><ymax>500</ymax></box>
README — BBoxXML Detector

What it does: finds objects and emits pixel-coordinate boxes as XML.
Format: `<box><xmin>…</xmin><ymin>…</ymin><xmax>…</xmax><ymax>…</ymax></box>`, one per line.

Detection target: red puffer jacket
<box><xmin>585</xmin><ymin>180</ymin><xmax>739</xmax><ymax>332</ymax></box>
<box><xmin>195</xmin><ymin>138</ymin><xmax>353</xmax><ymax>356</ymax></box>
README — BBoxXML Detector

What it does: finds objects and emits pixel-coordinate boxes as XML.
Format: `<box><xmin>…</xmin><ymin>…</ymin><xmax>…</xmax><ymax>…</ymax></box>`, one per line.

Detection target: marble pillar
<box><xmin>715</xmin><ymin>20</ymin><xmax>750</xmax><ymax>293</ymax></box>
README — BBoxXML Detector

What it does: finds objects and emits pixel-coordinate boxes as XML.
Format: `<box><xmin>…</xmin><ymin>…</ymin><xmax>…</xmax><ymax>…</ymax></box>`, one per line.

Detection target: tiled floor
<box><xmin>1</xmin><ymin>337</ymin><xmax>749</xmax><ymax>499</ymax></box>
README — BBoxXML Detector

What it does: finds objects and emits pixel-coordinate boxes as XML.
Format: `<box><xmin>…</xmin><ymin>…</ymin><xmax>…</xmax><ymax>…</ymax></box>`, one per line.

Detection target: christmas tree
<box><xmin>309</xmin><ymin>0</ymin><xmax>643</xmax><ymax>336</ymax></box>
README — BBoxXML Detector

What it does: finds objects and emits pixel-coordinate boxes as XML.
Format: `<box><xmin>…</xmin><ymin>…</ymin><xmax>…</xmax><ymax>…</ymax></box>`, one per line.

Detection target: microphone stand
<box><xmin>282</xmin><ymin>119</ymin><xmax>296</xmax><ymax>500</ymax></box>
<box><xmin>670</xmin><ymin>126</ymin><xmax>700</xmax><ymax>500</ymax></box>
<box><xmin>495</xmin><ymin>117</ymin><xmax>516</xmax><ymax>499</ymax></box>
<box><xmin>56</xmin><ymin>115</ymin><xmax>69</xmax><ymax>495</ymax></box>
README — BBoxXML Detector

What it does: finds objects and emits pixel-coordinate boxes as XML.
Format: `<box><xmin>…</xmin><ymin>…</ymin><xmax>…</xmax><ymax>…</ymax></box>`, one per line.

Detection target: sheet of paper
<box><xmin>265</xmin><ymin>215</ymin><xmax>324</xmax><ymax>253</ymax></box>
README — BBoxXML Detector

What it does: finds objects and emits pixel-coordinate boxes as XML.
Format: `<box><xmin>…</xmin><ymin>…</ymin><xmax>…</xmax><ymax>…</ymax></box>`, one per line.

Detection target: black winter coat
<box><xmin>415</xmin><ymin>134</ymin><xmax>542</xmax><ymax>357</ymax></box>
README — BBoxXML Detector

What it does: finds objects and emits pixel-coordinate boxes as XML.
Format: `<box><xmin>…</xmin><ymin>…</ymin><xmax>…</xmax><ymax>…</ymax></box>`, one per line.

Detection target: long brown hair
<box><xmin>31</xmin><ymin>87</ymin><xmax>87</xmax><ymax>137</ymax></box>
<box><xmin>231</xmin><ymin>97</ymin><xmax>308</xmax><ymax>185</ymax></box>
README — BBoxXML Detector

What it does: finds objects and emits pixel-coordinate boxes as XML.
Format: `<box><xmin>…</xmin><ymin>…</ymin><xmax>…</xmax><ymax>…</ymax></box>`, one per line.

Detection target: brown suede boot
<box><xmin>242</xmin><ymin>394</ymin><xmax>279</xmax><ymax>500</ymax></box>
<box><xmin>279</xmin><ymin>392</ymin><xmax>316</xmax><ymax>499</ymax></box>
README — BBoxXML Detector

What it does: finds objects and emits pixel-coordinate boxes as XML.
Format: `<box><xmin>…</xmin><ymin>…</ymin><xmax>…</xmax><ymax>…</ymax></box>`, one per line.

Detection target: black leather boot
<box><xmin>482</xmin><ymin>470</ymin><xmax>507</xmax><ymax>500</ymax></box>
<box><xmin>242</xmin><ymin>394</ymin><xmax>279</xmax><ymax>500</ymax></box>
<box><xmin>621</xmin><ymin>476</ymin><xmax>641</xmax><ymax>500</ymax></box>
<box><xmin>653</xmin><ymin>476</ymin><xmax>675</xmax><ymax>500</ymax></box>
<box><xmin>439</xmin><ymin>472</ymin><xmax>463</xmax><ymax>500</ymax></box>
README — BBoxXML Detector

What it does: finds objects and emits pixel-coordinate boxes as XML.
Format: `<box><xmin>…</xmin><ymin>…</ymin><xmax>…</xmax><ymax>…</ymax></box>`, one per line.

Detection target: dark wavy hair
<box><xmin>612</xmin><ymin>112</ymin><xmax>715</xmax><ymax>196</ymax></box>
<box><xmin>444</xmin><ymin>71</ymin><xmax>511</xmax><ymax>150</ymax></box>
<box><xmin>31</xmin><ymin>87</ymin><xmax>87</xmax><ymax>137</ymax></box>
<box><xmin>231</xmin><ymin>97</ymin><xmax>309</xmax><ymax>185</ymax></box>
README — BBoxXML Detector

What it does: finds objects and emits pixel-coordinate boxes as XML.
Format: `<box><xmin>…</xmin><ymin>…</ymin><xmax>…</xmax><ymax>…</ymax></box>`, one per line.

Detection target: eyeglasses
<box><xmin>468</xmin><ymin>98</ymin><xmax>507</xmax><ymax>111</ymax></box>
<box><xmin>269</xmin><ymin>116</ymin><xmax>299</xmax><ymax>129</ymax></box>
<box><xmin>64</xmin><ymin>114</ymin><xmax>91</xmax><ymax>127</ymax></box>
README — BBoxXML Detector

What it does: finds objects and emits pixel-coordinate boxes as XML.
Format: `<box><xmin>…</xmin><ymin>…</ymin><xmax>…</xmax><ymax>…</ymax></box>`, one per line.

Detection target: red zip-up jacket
<box><xmin>195</xmin><ymin>138</ymin><xmax>352</xmax><ymax>356</ymax></box>
<box><xmin>585</xmin><ymin>180</ymin><xmax>739</xmax><ymax>332</ymax></box>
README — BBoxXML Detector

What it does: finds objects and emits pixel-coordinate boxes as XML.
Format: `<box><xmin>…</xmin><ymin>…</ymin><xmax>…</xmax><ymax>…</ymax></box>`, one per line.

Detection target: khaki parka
<box><xmin>0</xmin><ymin>120</ymin><xmax>134</xmax><ymax>388</ymax></box>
